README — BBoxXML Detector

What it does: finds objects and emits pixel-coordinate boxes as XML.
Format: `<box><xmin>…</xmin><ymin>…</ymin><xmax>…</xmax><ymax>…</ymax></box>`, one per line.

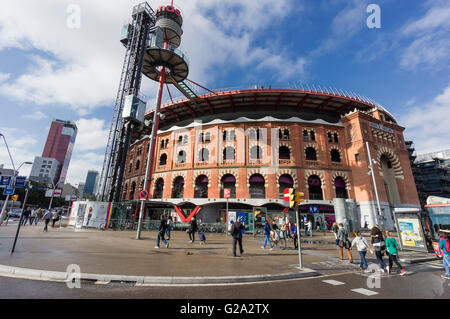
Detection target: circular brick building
<box><xmin>123</xmin><ymin>87</ymin><xmax>420</xmax><ymax>230</ymax></box>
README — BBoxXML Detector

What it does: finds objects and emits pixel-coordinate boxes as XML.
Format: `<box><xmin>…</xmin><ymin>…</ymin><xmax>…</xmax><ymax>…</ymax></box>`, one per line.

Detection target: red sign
<box><xmin>156</xmin><ymin>5</ymin><xmax>181</xmax><ymax>17</ymax></box>
<box><xmin>224</xmin><ymin>188</ymin><xmax>231</xmax><ymax>199</ymax></box>
<box><xmin>283</xmin><ymin>188</ymin><xmax>291</xmax><ymax>202</ymax></box>
<box><xmin>139</xmin><ymin>190</ymin><xmax>148</xmax><ymax>199</ymax></box>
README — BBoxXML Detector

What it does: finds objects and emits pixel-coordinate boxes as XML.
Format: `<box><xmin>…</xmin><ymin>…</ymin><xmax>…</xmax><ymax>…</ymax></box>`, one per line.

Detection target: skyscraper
<box><xmin>41</xmin><ymin>119</ymin><xmax>77</xmax><ymax>185</ymax></box>
<box><xmin>83</xmin><ymin>170</ymin><xmax>99</xmax><ymax>195</ymax></box>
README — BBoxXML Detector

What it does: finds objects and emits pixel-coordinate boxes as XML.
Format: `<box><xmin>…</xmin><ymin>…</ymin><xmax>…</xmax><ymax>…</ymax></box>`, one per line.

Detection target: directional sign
<box><xmin>309</xmin><ymin>205</ymin><xmax>320</xmax><ymax>214</ymax></box>
<box><xmin>14</xmin><ymin>176</ymin><xmax>26</xmax><ymax>188</ymax></box>
<box><xmin>3</xmin><ymin>187</ymin><xmax>15</xmax><ymax>196</ymax></box>
<box><xmin>0</xmin><ymin>176</ymin><xmax>11</xmax><ymax>187</ymax></box>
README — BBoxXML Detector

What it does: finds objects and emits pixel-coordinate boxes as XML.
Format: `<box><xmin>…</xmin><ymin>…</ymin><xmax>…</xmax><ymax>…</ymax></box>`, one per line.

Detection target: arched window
<box><xmin>194</xmin><ymin>175</ymin><xmax>208</xmax><ymax>198</ymax></box>
<box><xmin>305</xmin><ymin>147</ymin><xmax>317</xmax><ymax>161</ymax></box>
<box><xmin>165</xmin><ymin>139</ymin><xmax>169</xmax><ymax>148</ymax></box>
<box><xmin>230</xmin><ymin>130</ymin><xmax>235</xmax><ymax>141</ymax></box>
<box><xmin>223</xmin><ymin>146</ymin><xmax>235</xmax><ymax>161</ymax></box>
<box><xmin>278</xmin><ymin>129</ymin><xmax>283</xmax><ymax>140</ymax></box>
<box><xmin>279</xmin><ymin>174</ymin><xmax>294</xmax><ymax>199</ymax></box>
<box><xmin>177</xmin><ymin>136</ymin><xmax>183</xmax><ymax>144</ymax></box>
<box><xmin>128</xmin><ymin>162</ymin><xmax>132</xmax><ymax>173</ymax></box>
<box><xmin>183</xmin><ymin>135</ymin><xmax>188</xmax><ymax>145</ymax></box>
<box><xmin>250</xmin><ymin>146</ymin><xmax>263</xmax><ymax>160</ymax></box>
<box><xmin>334</xmin><ymin>177</ymin><xmax>348</xmax><ymax>199</ymax></box>
<box><xmin>327</xmin><ymin>132</ymin><xmax>333</xmax><ymax>143</ymax></box>
<box><xmin>279</xmin><ymin>146</ymin><xmax>291</xmax><ymax>160</ymax></box>
<box><xmin>249</xmin><ymin>174</ymin><xmax>265</xmax><ymax>198</ymax></box>
<box><xmin>160</xmin><ymin>140</ymin><xmax>165</xmax><ymax>148</ymax></box>
<box><xmin>153</xmin><ymin>178</ymin><xmax>164</xmax><ymax>199</ymax></box>
<box><xmin>123</xmin><ymin>184</ymin><xmax>128</xmax><ymax>201</ymax></box>
<box><xmin>135</xmin><ymin>160</ymin><xmax>140</xmax><ymax>171</ymax></box>
<box><xmin>330</xmin><ymin>149</ymin><xmax>341</xmax><ymax>163</ymax></box>
<box><xmin>199</xmin><ymin>148</ymin><xmax>209</xmax><ymax>162</ymax></box>
<box><xmin>249</xmin><ymin>128</ymin><xmax>256</xmax><ymax>140</ymax></box>
<box><xmin>333</xmin><ymin>133</ymin><xmax>339</xmax><ymax>143</ymax></box>
<box><xmin>303</xmin><ymin>129</ymin><xmax>309</xmax><ymax>141</ymax></box>
<box><xmin>177</xmin><ymin>150</ymin><xmax>186</xmax><ymax>164</ymax></box>
<box><xmin>130</xmin><ymin>181</ymin><xmax>136</xmax><ymax>200</ymax></box>
<box><xmin>310</xmin><ymin>130</ymin><xmax>315</xmax><ymax>141</ymax></box>
<box><xmin>220</xmin><ymin>174</ymin><xmax>236</xmax><ymax>198</ymax></box>
<box><xmin>308</xmin><ymin>175</ymin><xmax>323</xmax><ymax>200</ymax></box>
<box><xmin>172</xmin><ymin>176</ymin><xmax>184</xmax><ymax>198</ymax></box>
<box><xmin>283</xmin><ymin>129</ymin><xmax>290</xmax><ymax>140</ymax></box>
<box><xmin>159</xmin><ymin>154</ymin><xmax>167</xmax><ymax>166</ymax></box>
<box><xmin>223</xmin><ymin>130</ymin><xmax>228</xmax><ymax>141</ymax></box>
<box><xmin>205</xmin><ymin>132</ymin><xmax>211</xmax><ymax>142</ymax></box>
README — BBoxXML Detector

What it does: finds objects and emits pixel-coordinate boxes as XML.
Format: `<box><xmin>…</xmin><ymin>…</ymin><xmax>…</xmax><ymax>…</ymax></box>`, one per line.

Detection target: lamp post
<box><xmin>0</xmin><ymin>133</ymin><xmax>32</xmax><ymax>225</ymax></box>
<box><xmin>11</xmin><ymin>180</ymin><xmax>31</xmax><ymax>254</ymax></box>
<box><xmin>366</xmin><ymin>141</ymin><xmax>384</xmax><ymax>230</ymax></box>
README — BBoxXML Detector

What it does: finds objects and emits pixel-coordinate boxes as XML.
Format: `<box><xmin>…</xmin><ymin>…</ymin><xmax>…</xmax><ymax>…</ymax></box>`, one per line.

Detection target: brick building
<box><xmin>122</xmin><ymin>89</ymin><xmax>420</xmax><ymax>230</ymax></box>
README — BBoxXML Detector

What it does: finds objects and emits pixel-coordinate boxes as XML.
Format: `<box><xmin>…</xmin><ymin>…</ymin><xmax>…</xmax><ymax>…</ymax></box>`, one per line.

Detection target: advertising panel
<box><xmin>397</xmin><ymin>217</ymin><xmax>425</xmax><ymax>248</ymax></box>
<box><xmin>68</xmin><ymin>201</ymin><xmax>112</xmax><ymax>229</ymax></box>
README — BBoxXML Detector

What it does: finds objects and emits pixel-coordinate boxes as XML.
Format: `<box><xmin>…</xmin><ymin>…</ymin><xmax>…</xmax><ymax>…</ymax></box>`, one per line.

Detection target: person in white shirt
<box><xmin>351</xmin><ymin>230</ymin><xmax>370</xmax><ymax>272</ymax></box>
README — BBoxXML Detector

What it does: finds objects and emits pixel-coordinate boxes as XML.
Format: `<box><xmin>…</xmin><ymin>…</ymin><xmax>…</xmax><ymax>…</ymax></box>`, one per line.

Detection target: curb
<box><xmin>0</xmin><ymin>264</ymin><xmax>320</xmax><ymax>285</ymax></box>
<box><xmin>400</xmin><ymin>257</ymin><xmax>439</xmax><ymax>264</ymax></box>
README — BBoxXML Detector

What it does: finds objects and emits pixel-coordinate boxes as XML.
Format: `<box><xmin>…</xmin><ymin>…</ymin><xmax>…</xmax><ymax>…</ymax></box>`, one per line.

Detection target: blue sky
<box><xmin>0</xmin><ymin>0</ymin><xmax>449</xmax><ymax>186</ymax></box>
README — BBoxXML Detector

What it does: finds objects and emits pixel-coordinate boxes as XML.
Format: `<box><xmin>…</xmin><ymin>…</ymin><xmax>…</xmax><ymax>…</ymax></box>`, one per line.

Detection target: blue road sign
<box><xmin>3</xmin><ymin>187</ymin><xmax>15</xmax><ymax>196</ymax></box>
<box><xmin>309</xmin><ymin>205</ymin><xmax>320</xmax><ymax>214</ymax></box>
<box><xmin>0</xmin><ymin>176</ymin><xmax>11</xmax><ymax>187</ymax></box>
<box><xmin>14</xmin><ymin>176</ymin><xmax>26</xmax><ymax>188</ymax></box>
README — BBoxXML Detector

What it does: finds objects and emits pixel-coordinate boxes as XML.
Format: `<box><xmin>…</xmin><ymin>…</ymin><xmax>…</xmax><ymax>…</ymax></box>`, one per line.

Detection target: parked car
<box><xmin>7</xmin><ymin>209</ymin><xmax>22</xmax><ymax>218</ymax></box>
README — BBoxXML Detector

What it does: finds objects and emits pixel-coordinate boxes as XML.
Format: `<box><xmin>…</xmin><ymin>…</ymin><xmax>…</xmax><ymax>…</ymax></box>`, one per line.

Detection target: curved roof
<box><xmin>144</xmin><ymin>88</ymin><xmax>396</xmax><ymax>129</ymax></box>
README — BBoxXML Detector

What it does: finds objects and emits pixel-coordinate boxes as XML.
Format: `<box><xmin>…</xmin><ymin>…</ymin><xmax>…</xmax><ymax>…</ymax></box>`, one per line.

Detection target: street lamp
<box><xmin>366</xmin><ymin>141</ymin><xmax>384</xmax><ymax>230</ymax></box>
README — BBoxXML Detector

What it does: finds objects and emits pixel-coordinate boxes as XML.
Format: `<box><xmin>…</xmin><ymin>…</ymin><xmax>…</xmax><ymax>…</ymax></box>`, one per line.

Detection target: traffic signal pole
<box><xmin>11</xmin><ymin>182</ymin><xmax>30</xmax><ymax>254</ymax></box>
<box><xmin>295</xmin><ymin>208</ymin><xmax>303</xmax><ymax>269</ymax></box>
<box><xmin>288</xmin><ymin>188</ymin><xmax>305</xmax><ymax>269</ymax></box>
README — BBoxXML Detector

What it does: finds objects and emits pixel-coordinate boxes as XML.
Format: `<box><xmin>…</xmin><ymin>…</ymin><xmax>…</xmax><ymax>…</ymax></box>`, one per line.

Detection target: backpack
<box><xmin>230</xmin><ymin>223</ymin><xmax>236</xmax><ymax>235</ymax></box>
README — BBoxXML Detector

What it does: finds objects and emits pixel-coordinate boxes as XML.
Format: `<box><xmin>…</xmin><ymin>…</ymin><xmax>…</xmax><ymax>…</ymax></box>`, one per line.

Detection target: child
<box><xmin>385</xmin><ymin>232</ymin><xmax>406</xmax><ymax>276</ymax></box>
<box><xmin>351</xmin><ymin>231</ymin><xmax>370</xmax><ymax>272</ymax></box>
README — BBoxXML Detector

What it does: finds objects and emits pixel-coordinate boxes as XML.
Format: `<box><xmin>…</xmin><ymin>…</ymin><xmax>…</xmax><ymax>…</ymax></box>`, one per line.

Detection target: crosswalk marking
<box><xmin>322</xmin><ymin>279</ymin><xmax>345</xmax><ymax>286</ymax></box>
<box><xmin>351</xmin><ymin>288</ymin><xmax>379</xmax><ymax>296</ymax></box>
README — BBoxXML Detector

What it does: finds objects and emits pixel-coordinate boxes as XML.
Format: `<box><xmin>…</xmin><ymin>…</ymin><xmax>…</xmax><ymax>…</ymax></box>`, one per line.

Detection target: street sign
<box><xmin>0</xmin><ymin>176</ymin><xmax>11</xmax><ymax>187</ymax></box>
<box><xmin>139</xmin><ymin>190</ymin><xmax>148</xmax><ymax>200</ymax></box>
<box><xmin>224</xmin><ymin>188</ymin><xmax>231</xmax><ymax>199</ymax></box>
<box><xmin>14</xmin><ymin>176</ymin><xmax>26</xmax><ymax>188</ymax></box>
<box><xmin>283</xmin><ymin>188</ymin><xmax>290</xmax><ymax>202</ymax></box>
<box><xmin>309</xmin><ymin>205</ymin><xmax>320</xmax><ymax>214</ymax></box>
<box><xmin>3</xmin><ymin>187</ymin><xmax>15</xmax><ymax>196</ymax></box>
<box><xmin>54</xmin><ymin>189</ymin><xmax>62</xmax><ymax>197</ymax></box>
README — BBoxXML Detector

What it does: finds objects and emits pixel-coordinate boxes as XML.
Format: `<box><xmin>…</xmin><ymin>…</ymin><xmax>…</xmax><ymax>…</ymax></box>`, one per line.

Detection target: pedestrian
<box><xmin>34</xmin><ymin>208</ymin><xmax>42</xmax><ymax>225</ymax></box>
<box><xmin>370</xmin><ymin>224</ymin><xmax>387</xmax><ymax>273</ymax></box>
<box><xmin>43</xmin><ymin>210</ymin><xmax>52</xmax><ymax>232</ymax></box>
<box><xmin>332</xmin><ymin>222</ymin><xmax>339</xmax><ymax>244</ymax></box>
<box><xmin>86</xmin><ymin>207</ymin><xmax>93</xmax><ymax>225</ymax></box>
<box><xmin>261</xmin><ymin>220</ymin><xmax>273</xmax><ymax>250</ymax></box>
<box><xmin>166</xmin><ymin>216</ymin><xmax>174</xmax><ymax>240</ymax></box>
<box><xmin>155</xmin><ymin>215</ymin><xmax>169</xmax><ymax>249</ymax></box>
<box><xmin>29</xmin><ymin>208</ymin><xmax>35</xmax><ymax>225</ymax></box>
<box><xmin>337</xmin><ymin>223</ymin><xmax>353</xmax><ymax>263</ymax></box>
<box><xmin>351</xmin><ymin>231</ymin><xmax>370</xmax><ymax>272</ymax></box>
<box><xmin>384</xmin><ymin>231</ymin><xmax>406</xmax><ymax>276</ymax></box>
<box><xmin>315</xmin><ymin>218</ymin><xmax>321</xmax><ymax>232</ymax></box>
<box><xmin>280</xmin><ymin>220</ymin><xmax>287</xmax><ymax>249</ymax></box>
<box><xmin>306</xmin><ymin>219</ymin><xmax>313</xmax><ymax>237</ymax></box>
<box><xmin>291</xmin><ymin>222</ymin><xmax>298</xmax><ymax>249</ymax></box>
<box><xmin>51</xmin><ymin>210</ymin><xmax>59</xmax><ymax>228</ymax></box>
<box><xmin>271</xmin><ymin>220</ymin><xmax>279</xmax><ymax>246</ymax></box>
<box><xmin>439</xmin><ymin>231</ymin><xmax>450</xmax><ymax>279</ymax></box>
<box><xmin>231</xmin><ymin>217</ymin><xmax>244</xmax><ymax>257</ymax></box>
<box><xmin>21</xmin><ymin>207</ymin><xmax>31</xmax><ymax>226</ymax></box>
<box><xmin>286</xmin><ymin>218</ymin><xmax>292</xmax><ymax>239</ymax></box>
<box><xmin>188</xmin><ymin>217</ymin><xmax>198</xmax><ymax>243</ymax></box>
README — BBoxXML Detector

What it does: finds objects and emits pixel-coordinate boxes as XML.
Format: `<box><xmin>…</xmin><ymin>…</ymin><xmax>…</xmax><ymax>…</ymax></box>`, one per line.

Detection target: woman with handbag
<box><xmin>337</xmin><ymin>223</ymin><xmax>353</xmax><ymax>263</ymax></box>
<box><xmin>370</xmin><ymin>225</ymin><xmax>387</xmax><ymax>273</ymax></box>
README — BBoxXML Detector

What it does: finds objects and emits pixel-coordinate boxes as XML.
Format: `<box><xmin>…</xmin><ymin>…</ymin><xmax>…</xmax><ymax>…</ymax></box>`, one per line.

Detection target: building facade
<box><xmin>122</xmin><ymin>89</ymin><xmax>420</xmax><ymax>229</ymax></box>
<box><xmin>42</xmin><ymin>119</ymin><xmax>78</xmax><ymax>184</ymax></box>
<box><xmin>29</xmin><ymin>157</ymin><xmax>60</xmax><ymax>185</ymax></box>
<box><xmin>83</xmin><ymin>170</ymin><xmax>99</xmax><ymax>195</ymax></box>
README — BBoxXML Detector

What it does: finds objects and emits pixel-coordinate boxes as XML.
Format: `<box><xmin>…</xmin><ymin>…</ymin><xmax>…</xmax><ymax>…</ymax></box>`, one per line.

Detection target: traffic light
<box><xmin>11</xmin><ymin>194</ymin><xmax>18</xmax><ymax>202</ymax></box>
<box><xmin>289</xmin><ymin>188</ymin><xmax>305</xmax><ymax>208</ymax></box>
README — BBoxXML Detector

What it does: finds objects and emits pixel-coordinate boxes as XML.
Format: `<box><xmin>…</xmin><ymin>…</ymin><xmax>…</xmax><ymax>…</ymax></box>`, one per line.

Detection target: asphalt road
<box><xmin>1</xmin><ymin>262</ymin><xmax>448</xmax><ymax>299</ymax></box>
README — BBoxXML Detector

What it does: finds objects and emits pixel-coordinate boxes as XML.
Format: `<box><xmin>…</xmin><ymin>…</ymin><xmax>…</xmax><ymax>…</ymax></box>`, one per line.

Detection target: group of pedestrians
<box><xmin>20</xmin><ymin>207</ymin><xmax>43</xmax><ymax>226</ymax></box>
<box><xmin>154</xmin><ymin>215</ymin><xmax>174</xmax><ymax>249</ymax></box>
<box><xmin>333</xmin><ymin>223</ymin><xmax>406</xmax><ymax>275</ymax></box>
<box><xmin>261</xmin><ymin>218</ymin><xmax>299</xmax><ymax>250</ymax></box>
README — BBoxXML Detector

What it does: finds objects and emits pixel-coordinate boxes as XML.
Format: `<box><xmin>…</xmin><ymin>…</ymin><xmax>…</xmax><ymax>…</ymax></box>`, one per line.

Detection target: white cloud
<box><xmin>0</xmin><ymin>0</ymin><xmax>306</xmax><ymax>114</ymax></box>
<box><xmin>65</xmin><ymin>151</ymin><xmax>104</xmax><ymax>185</ymax></box>
<box><xmin>73</xmin><ymin>118</ymin><xmax>109</xmax><ymax>152</ymax></box>
<box><xmin>0</xmin><ymin>128</ymin><xmax>37</xmax><ymax>177</ymax></box>
<box><xmin>22</xmin><ymin>110</ymin><xmax>48</xmax><ymax>120</ymax></box>
<box><xmin>0</xmin><ymin>73</ymin><xmax>10</xmax><ymax>83</ymax></box>
<box><xmin>399</xmin><ymin>84</ymin><xmax>450</xmax><ymax>153</ymax></box>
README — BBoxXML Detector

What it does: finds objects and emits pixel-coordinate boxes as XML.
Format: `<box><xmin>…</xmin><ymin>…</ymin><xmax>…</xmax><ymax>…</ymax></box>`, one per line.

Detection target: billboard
<box><xmin>397</xmin><ymin>217</ymin><xmax>425</xmax><ymax>248</ymax></box>
<box><xmin>68</xmin><ymin>201</ymin><xmax>113</xmax><ymax>229</ymax></box>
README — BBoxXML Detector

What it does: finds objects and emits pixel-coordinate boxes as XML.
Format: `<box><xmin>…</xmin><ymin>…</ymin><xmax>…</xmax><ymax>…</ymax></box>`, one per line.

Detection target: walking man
<box><xmin>370</xmin><ymin>224</ymin><xmax>387</xmax><ymax>273</ymax></box>
<box><xmin>155</xmin><ymin>215</ymin><xmax>169</xmax><ymax>249</ymax></box>
<box><xmin>21</xmin><ymin>207</ymin><xmax>31</xmax><ymax>226</ymax></box>
<box><xmin>306</xmin><ymin>219</ymin><xmax>313</xmax><ymax>237</ymax></box>
<box><xmin>439</xmin><ymin>231</ymin><xmax>450</xmax><ymax>279</ymax></box>
<box><xmin>166</xmin><ymin>216</ymin><xmax>174</xmax><ymax>240</ymax></box>
<box><xmin>291</xmin><ymin>222</ymin><xmax>298</xmax><ymax>249</ymax></box>
<box><xmin>34</xmin><ymin>208</ymin><xmax>42</xmax><ymax>225</ymax></box>
<box><xmin>29</xmin><ymin>208</ymin><xmax>35</xmax><ymax>225</ymax></box>
<box><xmin>261</xmin><ymin>220</ymin><xmax>273</xmax><ymax>250</ymax></box>
<box><xmin>231</xmin><ymin>217</ymin><xmax>245</xmax><ymax>257</ymax></box>
<box><xmin>188</xmin><ymin>217</ymin><xmax>198</xmax><ymax>243</ymax></box>
<box><xmin>43</xmin><ymin>210</ymin><xmax>52</xmax><ymax>232</ymax></box>
<box><xmin>337</xmin><ymin>223</ymin><xmax>353</xmax><ymax>263</ymax></box>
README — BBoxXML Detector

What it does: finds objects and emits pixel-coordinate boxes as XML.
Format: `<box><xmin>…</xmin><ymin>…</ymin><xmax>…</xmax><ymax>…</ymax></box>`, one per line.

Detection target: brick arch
<box><xmin>329</xmin><ymin>145</ymin><xmax>343</xmax><ymax>161</ymax></box>
<box><xmin>331</xmin><ymin>171</ymin><xmax>351</xmax><ymax>190</ymax></box>
<box><xmin>247</xmin><ymin>169</ymin><xmax>268</xmax><ymax>187</ymax></box>
<box><xmin>304</xmin><ymin>170</ymin><xmax>326</xmax><ymax>188</ymax></box>
<box><xmin>249</xmin><ymin>143</ymin><xmax>265</xmax><ymax>160</ymax></box>
<box><xmin>192</xmin><ymin>170</ymin><xmax>211</xmax><ymax>188</ymax></box>
<box><xmin>150</xmin><ymin>173</ymin><xmax>166</xmax><ymax>192</ymax></box>
<box><xmin>376</xmin><ymin>146</ymin><xmax>404</xmax><ymax>178</ymax></box>
<box><xmin>279</xmin><ymin>142</ymin><xmax>293</xmax><ymax>154</ymax></box>
<box><xmin>276</xmin><ymin>169</ymin><xmax>298</xmax><ymax>188</ymax></box>
<box><xmin>170</xmin><ymin>172</ymin><xmax>187</xmax><ymax>189</ymax></box>
<box><xmin>277</xmin><ymin>127</ymin><xmax>291</xmax><ymax>138</ymax></box>
<box><xmin>218</xmin><ymin>170</ymin><xmax>239</xmax><ymax>187</ymax></box>
<box><xmin>304</xmin><ymin>143</ymin><xmax>319</xmax><ymax>159</ymax></box>
<box><xmin>222</xmin><ymin>145</ymin><xmax>236</xmax><ymax>159</ymax></box>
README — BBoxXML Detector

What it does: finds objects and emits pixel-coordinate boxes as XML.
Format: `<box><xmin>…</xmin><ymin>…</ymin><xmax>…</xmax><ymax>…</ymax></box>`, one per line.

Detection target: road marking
<box><xmin>351</xmin><ymin>288</ymin><xmax>379</xmax><ymax>296</ymax></box>
<box><xmin>322</xmin><ymin>279</ymin><xmax>345</xmax><ymax>286</ymax></box>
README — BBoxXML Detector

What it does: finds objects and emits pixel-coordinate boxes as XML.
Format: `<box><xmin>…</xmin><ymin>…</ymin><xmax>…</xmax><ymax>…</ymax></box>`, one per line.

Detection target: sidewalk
<box><xmin>0</xmin><ymin>223</ymin><xmax>438</xmax><ymax>283</ymax></box>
